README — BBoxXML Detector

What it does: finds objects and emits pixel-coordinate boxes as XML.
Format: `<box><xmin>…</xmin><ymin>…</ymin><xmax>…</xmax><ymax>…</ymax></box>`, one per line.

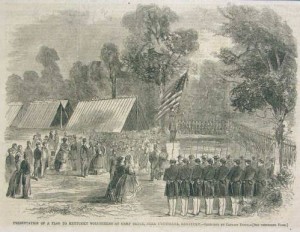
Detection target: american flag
<box><xmin>156</xmin><ymin>71</ymin><xmax>188</xmax><ymax>121</ymax></box>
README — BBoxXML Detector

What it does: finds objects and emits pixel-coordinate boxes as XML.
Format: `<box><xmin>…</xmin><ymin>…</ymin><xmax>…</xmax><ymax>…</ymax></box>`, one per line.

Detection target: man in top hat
<box><xmin>213</xmin><ymin>155</ymin><xmax>220</xmax><ymax>168</ymax></box>
<box><xmin>202</xmin><ymin>158</ymin><xmax>216</xmax><ymax>215</ymax></box>
<box><xmin>214</xmin><ymin>158</ymin><xmax>230</xmax><ymax>216</ymax></box>
<box><xmin>149</xmin><ymin>144</ymin><xmax>159</xmax><ymax>181</ymax></box>
<box><xmin>163</xmin><ymin>159</ymin><xmax>179</xmax><ymax>216</ymax></box>
<box><xmin>80</xmin><ymin>138</ymin><xmax>89</xmax><ymax>177</ymax></box>
<box><xmin>254</xmin><ymin>159</ymin><xmax>267</xmax><ymax>197</ymax></box>
<box><xmin>24</xmin><ymin>141</ymin><xmax>34</xmax><ymax>168</ymax></box>
<box><xmin>241</xmin><ymin>159</ymin><xmax>256</xmax><ymax>205</ymax></box>
<box><xmin>33</xmin><ymin>142</ymin><xmax>42</xmax><ymax>178</ymax></box>
<box><xmin>227</xmin><ymin>159</ymin><xmax>243</xmax><ymax>216</ymax></box>
<box><xmin>190</xmin><ymin>158</ymin><xmax>203</xmax><ymax>215</ymax></box>
<box><xmin>177</xmin><ymin>158</ymin><xmax>192</xmax><ymax>216</ymax></box>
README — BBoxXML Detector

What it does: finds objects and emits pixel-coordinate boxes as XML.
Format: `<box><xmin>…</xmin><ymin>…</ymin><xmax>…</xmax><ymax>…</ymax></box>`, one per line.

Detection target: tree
<box><xmin>6</xmin><ymin>74</ymin><xmax>23</xmax><ymax>103</ymax></box>
<box><xmin>36</xmin><ymin>46</ymin><xmax>65</xmax><ymax>99</ymax></box>
<box><xmin>122</xmin><ymin>4</ymin><xmax>199</xmax><ymax>126</ymax></box>
<box><xmin>218</xmin><ymin>5</ymin><xmax>297</xmax><ymax>172</ymax></box>
<box><xmin>101</xmin><ymin>43</ymin><xmax>121</xmax><ymax>99</ymax></box>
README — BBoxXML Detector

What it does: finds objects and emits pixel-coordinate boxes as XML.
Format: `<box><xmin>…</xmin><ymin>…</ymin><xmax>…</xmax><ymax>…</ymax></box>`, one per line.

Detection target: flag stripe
<box><xmin>158</xmin><ymin>90</ymin><xmax>182</xmax><ymax>111</ymax></box>
<box><xmin>156</xmin><ymin>102</ymin><xmax>180</xmax><ymax>121</ymax></box>
<box><xmin>156</xmin><ymin>95</ymin><xmax>182</xmax><ymax>119</ymax></box>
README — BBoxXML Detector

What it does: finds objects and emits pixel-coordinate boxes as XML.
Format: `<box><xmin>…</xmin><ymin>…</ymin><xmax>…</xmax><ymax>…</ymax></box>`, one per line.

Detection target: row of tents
<box><xmin>6</xmin><ymin>97</ymin><xmax>149</xmax><ymax>133</ymax></box>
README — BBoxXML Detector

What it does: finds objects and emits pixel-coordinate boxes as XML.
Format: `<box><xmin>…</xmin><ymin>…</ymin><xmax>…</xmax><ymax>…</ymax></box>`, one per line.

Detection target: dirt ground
<box><xmin>4</xmin><ymin>169</ymin><xmax>238</xmax><ymax>220</ymax></box>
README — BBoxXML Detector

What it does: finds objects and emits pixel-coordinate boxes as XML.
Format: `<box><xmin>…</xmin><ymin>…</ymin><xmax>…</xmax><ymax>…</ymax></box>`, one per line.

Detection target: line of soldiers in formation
<box><xmin>163</xmin><ymin>154</ymin><xmax>275</xmax><ymax>216</ymax></box>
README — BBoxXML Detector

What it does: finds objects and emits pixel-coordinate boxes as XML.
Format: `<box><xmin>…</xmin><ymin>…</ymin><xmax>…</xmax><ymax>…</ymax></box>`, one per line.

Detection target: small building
<box><xmin>17</xmin><ymin>100</ymin><xmax>70</xmax><ymax>129</ymax></box>
<box><xmin>66</xmin><ymin>97</ymin><xmax>149</xmax><ymax>132</ymax></box>
<box><xmin>6</xmin><ymin>102</ymin><xmax>24</xmax><ymax>127</ymax></box>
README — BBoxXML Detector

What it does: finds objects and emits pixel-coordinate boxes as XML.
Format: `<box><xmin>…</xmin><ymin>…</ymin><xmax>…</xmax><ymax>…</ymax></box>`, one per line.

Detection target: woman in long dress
<box><xmin>115</xmin><ymin>155</ymin><xmax>141</xmax><ymax>203</ymax></box>
<box><xmin>6</xmin><ymin>150</ymin><xmax>22</xmax><ymax>198</ymax></box>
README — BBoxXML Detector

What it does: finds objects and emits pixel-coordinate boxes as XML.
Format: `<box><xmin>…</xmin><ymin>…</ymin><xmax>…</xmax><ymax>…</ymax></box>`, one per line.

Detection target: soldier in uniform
<box><xmin>201</xmin><ymin>155</ymin><xmax>208</xmax><ymax>168</ymax></box>
<box><xmin>240</xmin><ymin>156</ymin><xmax>245</xmax><ymax>170</ymax></box>
<box><xmin>214</xmin><ymin>158</ymin><xmax>230</xmax><ymax>216</ymax></box>
<box><xmin>70</xmin><ymin>135</ymin><xmax>79</xmax><ymax>171</ymax></box>
<box><xmin>188</xmin><ymin>154</ymin><xmax>196</xmax><ymax>168</ymax></box>
<box><xmin>24</xmin><ymin>141</ymin><xmax>34</xmax><ymax>168</ymax></box>
<box><xmin>177</xmin><ymin>158</ymin><xmax>191</xmax><ymax>216</ymax></box>
<box><xmin>163</xmin><ymin>159</ymin><xmax>179</xmax><ymax>216</ymax></box>
<box><xmin>227</xmin><ymin>159</ymin><xmax>243</xmax><ymax>216</ymax></box>
<box><xmin>213</xmin><ymin>155</ymin><xmax>220</xmax><ymax>168</ymax></box>
<box><xmin>251</xmin><ymin>156</ymin><xmax>258</xmax><ymax>169</ymax></box>
<box><xmin>266</xmin><ymin>157</ymin><xmax>275</xmax><ymax>179</ymax></box>
<box><xmin>202</xmin><ymin>158</ymin><xmax>215</xmax><ymax>215</ymax></box>
<box><xmin>254</xmin><ymin>159</ymin><xmax>267</xmax><ymax>197</ymax></box>
<box><xmin>190</xmin><ymin>158</ymin><xmax>203</xmax><ymax>215</ymax></box>
<box><xmin>226</xmin><ymin>155</ymin><xmax>234</xmax><ymax>169</ymax></box>
<box><xmin>241</xmin><ymin>160</ymin><xmax>256</xmax><ymax>205</ymax></box>
<box><xmin>80</xmin><ymin>138</ymin><xmax>89</xmax><ymax>177</ymax></box>
<box><xmin>177</xmin><ymin>155</ymin><xmax>184</xmax><ymax>167</ymax></box>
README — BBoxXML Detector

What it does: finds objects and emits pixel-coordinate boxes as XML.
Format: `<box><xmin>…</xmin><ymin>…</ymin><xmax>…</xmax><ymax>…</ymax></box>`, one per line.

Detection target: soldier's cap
<box><xmin>207</xmin><ymin>158</ymin><xmax>214</xmax><ymax>165</ymax></box>
<box><xmin>12</xmin><ymin>143</ymin><xmax>17</xmax><ymax>147</ymax></box>
<box><xmin>189</xmin><ymin>154</ymin><xmax>195</xmax><ymax>159</ymax></box>
<box><xmin>201</xmin><ymin>155</ymin><xmax>207</xmax><ymax>160</ymax></box>
<box><xmin>226</xmin><ymin>155</ymin><xmax>231</xmax><ymax>159</ymax></box>
<box><xmin>220</xmin><ymin>158</ymin><xmax>226</xmax><ymax>164</ymax></box>
<box><xmin>195</xmin><ymin>158</ymin><xmax>201</xmax><ymax>163</ymax></box>
<box><xmin>245</xmin><ymin>159</ymin><xmax>252</xmax><ymax>164</ymax></box>
<box><xmin>62</xmin><ymin>138</ymin><xmax>68</xmax><ymax>142</ymax></box>
<box><xmin>182</xmin><ymin>158</ymin><xmax>189</xmax><ymax>164</ymax></box>
<box><xmin>213</xmin><ymin>155</ymin><xmax>220</xmax><ymax>159</ymax></box>
<box><xmin>82</xmin><ymin>138</ymin><xmax>87</xmax><ymax>142</ymax></box>
<box><xmin>170</xmin><ymin>159</ymin><xmax>176</xmax><ymax>164</ymax></box>
<box><xmin>117</xmin><ymin>156</ymin><xmax>124</xmax><ymax>163</ymax></box>
<box><xmin>234</xmin><ymin>159</ymin><xmax>240</xmax><ymax>165</ymax></box>
<box><xmin>177</xmin><ymin>155</ymin><xmax>183</xmax><ymax>159</ymax></box>
<box><xmin>42</xmin><ymin>141</ymin><xmax>47</xmax><ymax>146</ymax></box>
<box><xmin>258</xmin><ymin>159</ymin><xmax>264</xmax><ymax>164</ymax></box>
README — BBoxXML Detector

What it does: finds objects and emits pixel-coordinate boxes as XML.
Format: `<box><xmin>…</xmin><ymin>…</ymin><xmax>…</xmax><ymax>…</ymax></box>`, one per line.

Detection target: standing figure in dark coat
<box><xmin>188</xmin><ymin>155</ymin><xmax>196</xmax><ymax>169</ymax></box>
<box><xmin>109</xmin><ymin>149</ymin><xmax>117</xmax><ymax>180</ymax></box>
<box><xmin>20</xmin><ymin>153</ymin><xmax>31</xmax><ymax>198</ymax></box>
<box><xmin>158</xmin><ymin>147</ymin><xmax>168</xmax><ymax>180</ymax></box>
<box><xmin>190</xmin><ymin>158</ymin><xmax>203</xmax><ymax>215</ymax></box>
<box><xmin>227</xmin><ymin>159</ymin><xmax>243</xmax><ymax>216</ymax></box>
<box><xmin>70</xmin><ymin>136</ymin><xmax>79</xmax><ymax>171</ymax></box>
<box><xmin>266</xmin><ymin>158</ymin><xmax>275</xmax><ymax>179</ymax></box>
<box><xmin>55</xmin><ymin>138</ymin><xmax>70</xmax><ymax>173</ymax></box>
<box><xmin>202</xmin><ymin>158</ymin><xmax>216</xmax><ymax>215</ymax></box>
<box><xmin>149</xmin><ymin>144</ymin><xmax>159</xmax><ymax>181</ymax></box>
<box><xmin>106</xmin><ymin>156</ymin><xmax>126</xmax><ymax>202</ymax></box>
<box><xmin>177</xmin><ymin>158</ymin><xmax>192</xmax><ymax>216</ymax></box>
<box><xmin>254</xmin><ymin>159</ymin><xmax>267</xmax><ymax>197</ymax></box>
<box><xmin>80</xmin><ymin>138</ymin><xmax>89</xmax><ymax>177</ymax></box>
<box><xmin>214</xmin><ymin>158</ymin><xmax>230</xmax><ymax>216</ymax></box>
<box><xmin>169</xmin><ymin>108</ymin><xmax>177</xmax><ymax>142</ymax></box>
<box><xmin>24</xmin><ymin>141</ymin><xmax>34</xmax><ymax>168</ymax></box>
<box><xmin>241</xmin><ymin>160</ymin><xmax>256</xmax><ymax>205</ymax></box>
<box><xmin>5</xmin><ymin>148</ymin><xmax>15</xmax><ymax>183</ymax></box>
<box><xmin>163</xmin><ymin>159</ymin><xmax>179</xmax><ymax>216</ymax></box>
<box><xmin>33</xmin><ymin>142</ymin><xmax>42</xmax><ymax>178</ymax></box>
<box><xmin>201</xmin><ymin>155</ymin><xmax>208</xmax><ymax>168</ymax></box>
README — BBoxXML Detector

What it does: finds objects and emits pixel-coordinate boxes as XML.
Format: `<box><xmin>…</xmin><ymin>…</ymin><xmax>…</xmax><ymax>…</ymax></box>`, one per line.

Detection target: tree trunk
<box><xmin>112</xmin><ymin>75</ymin><xmax>117</xmax><ymax>99</ymax></box>
<box><xmin>159</xmin><ymin>82</ymin><xmax>166</xmax><ymax>131</ymax></box>
<box><xmin>274</xmin><ymin>119</ymin><xmax>285</xmax><ymax>173</ymax></box>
